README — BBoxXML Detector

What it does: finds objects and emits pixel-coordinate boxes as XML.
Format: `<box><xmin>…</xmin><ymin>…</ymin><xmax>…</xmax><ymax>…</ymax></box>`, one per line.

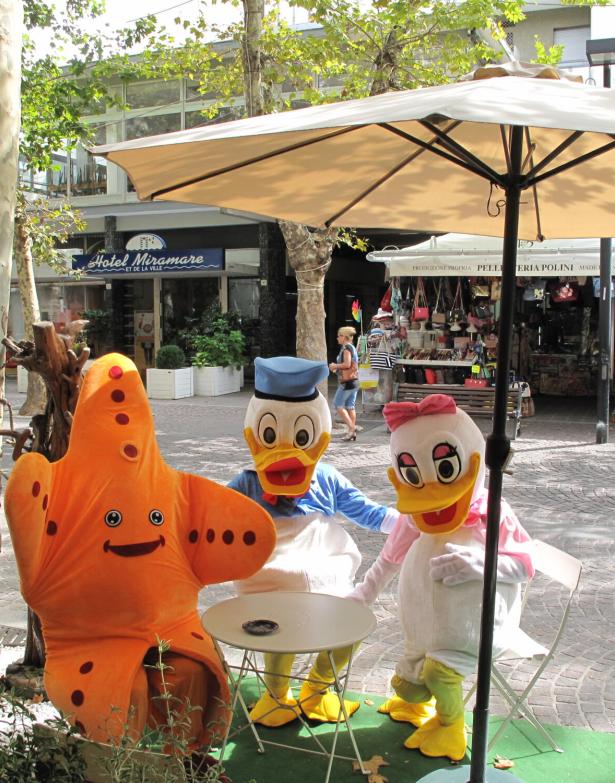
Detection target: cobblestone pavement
<box><xmin>1</xmin><ymin>381</ymin><xmax>614</xmax><ymax>734</ymax></box>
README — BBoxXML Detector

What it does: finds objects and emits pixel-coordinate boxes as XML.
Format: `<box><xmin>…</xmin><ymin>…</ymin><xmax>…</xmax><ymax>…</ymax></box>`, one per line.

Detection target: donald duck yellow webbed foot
<box><xmin>249</xmin><ymin>689</ymin><xmax>300</xmax><ymax>727</ymax></box>
<box><xmin>378</xmin><ymin>695</ymin><xmax>436</xmax><ymax>727</ymax></box>
<box><xmin>404</xmin><ymin>715</ymin><xmax>467</xmax><ymax>761</ymax></box>
<box><xmin>298</xmin><ymin>681</ymin><xmax>360</xmax><ymax>722</ymax></box>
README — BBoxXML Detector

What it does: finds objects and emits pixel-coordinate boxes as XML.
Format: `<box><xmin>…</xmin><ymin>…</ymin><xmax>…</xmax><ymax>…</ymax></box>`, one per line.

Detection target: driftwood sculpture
<box><xmin>1</xmin><ymin>320</ymin><xmax>89</xmax><ymax>670</ymax></box>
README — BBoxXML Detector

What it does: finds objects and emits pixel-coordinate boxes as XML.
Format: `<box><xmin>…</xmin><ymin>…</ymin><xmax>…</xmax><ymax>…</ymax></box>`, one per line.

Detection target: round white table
<box><xmin>202</xmin><ymin>591</ymin><xmax>377</xmax><ymax>782</ymax></box>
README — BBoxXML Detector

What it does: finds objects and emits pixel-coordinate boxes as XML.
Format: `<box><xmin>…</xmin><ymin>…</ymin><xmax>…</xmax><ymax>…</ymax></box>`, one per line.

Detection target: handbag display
<box><xmin>424</xmin><ymin>368</ymin><xmax>437</xmax><ymax>384</ymax></box>
<box><xmin>431</xmin><ymin>280</ymin><xmax>447</xmax><ymax>326</ymax></box>
<box><xmin>369</xmin><ymin>334</ymin><xmax>397</xmax><ymax>370</ymax></box>
<box><xmin>448</xmin><ymin>279</ymin><xmax>467</xmax><ymax>330</ymax></box>
<box><xmin>471</xmin><ymin>283</ymin><xmax>490</xmax><ymax>298</ymax></box>
<box><xmin>490</xmin><ymin>279</ymin><xmax>502</xmax><ymax>301</ymax></box>
<box><xmin>412</xmin><ymin>277</ymin><xmax>429</xmax><ymax>322</ymax></box>
<box><xmin>550</xmin><ymin>280</ymin><xmax>579</xmax><ymax>303</ymax></box>
<box><xmin>523</xmin><ymin>279</ymin><xmax>546</xmax><ymax>302</ymax></box>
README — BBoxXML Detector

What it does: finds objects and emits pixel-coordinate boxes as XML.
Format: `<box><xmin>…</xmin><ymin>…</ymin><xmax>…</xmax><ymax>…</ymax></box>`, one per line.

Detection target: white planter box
<box><xmin>193</xmin><ymin>366</ymin><xmax>241</xmax><ymax>396</ymax></box>
<box><xmin>17</xmin><ymin>365</ymin><xmax>28</xmax><ymax>393</ymax></box>
<box><xmin>146</xmin><ymin>367</ymin><xmax>193</xmax><ymax>399</ymax></box>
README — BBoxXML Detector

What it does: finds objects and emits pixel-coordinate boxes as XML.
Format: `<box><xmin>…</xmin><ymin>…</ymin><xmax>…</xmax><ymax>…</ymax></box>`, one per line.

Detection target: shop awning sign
<box><xmin>367</xmin><ymin>235</ymin><xmax>608</xmax><ymax>277</ymax></box>
<box><xmin>73</xmin><ymin>248</ymin><xmax>223</xmax><ymax>275</ymax></box>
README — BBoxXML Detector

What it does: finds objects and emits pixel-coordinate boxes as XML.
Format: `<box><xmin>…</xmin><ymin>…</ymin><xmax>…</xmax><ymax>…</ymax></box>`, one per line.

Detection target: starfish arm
<box><xmin>4</xmin><ymin>452</ymin><xmax>54</xmax><ymax>597</ymax></box>
<box><xmin>180</xmin><ymin>473</ymin><xmax>276</xmax><ymax>586</ymax></box>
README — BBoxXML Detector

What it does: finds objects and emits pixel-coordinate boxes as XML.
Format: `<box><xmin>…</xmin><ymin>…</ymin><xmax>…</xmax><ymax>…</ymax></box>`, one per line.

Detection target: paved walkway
<box><xmin>1</xmin><ymin>381</ymin><xmax>614</xmax><ymax>734</ymax></box>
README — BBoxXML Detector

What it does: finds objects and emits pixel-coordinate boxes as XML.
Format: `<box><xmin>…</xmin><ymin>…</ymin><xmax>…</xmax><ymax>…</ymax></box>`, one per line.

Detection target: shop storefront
<box><xmin>72</xmin><ymin>240</ymin><xmax>261</xmax><ymax>371</ymax></box>
<box><xmin>367</xmin><ymin>235</ymin><xmax>613</xmax><ymax>398</ymax></box>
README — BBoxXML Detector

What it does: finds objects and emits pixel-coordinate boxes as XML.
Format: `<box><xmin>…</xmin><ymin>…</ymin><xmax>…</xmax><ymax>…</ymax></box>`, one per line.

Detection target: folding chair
<box><xmin>466</xmin><ymin>539</ymin><xmax>582</xmax><ymax>753</ymax></box>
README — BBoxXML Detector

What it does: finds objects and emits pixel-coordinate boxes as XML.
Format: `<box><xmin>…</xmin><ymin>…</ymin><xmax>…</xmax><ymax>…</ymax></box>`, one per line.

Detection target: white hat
<box><xmin>373</xmin><ymin>308</ymin><xmax>393</xmax><ymax>320</ymax></box>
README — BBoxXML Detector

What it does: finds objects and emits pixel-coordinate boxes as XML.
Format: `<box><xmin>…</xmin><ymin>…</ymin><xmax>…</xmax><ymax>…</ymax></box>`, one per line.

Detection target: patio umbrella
<box><xmin>94</xmin><ymin>61</ymin><xmax>615</xmax><ymax>783</ymax></box>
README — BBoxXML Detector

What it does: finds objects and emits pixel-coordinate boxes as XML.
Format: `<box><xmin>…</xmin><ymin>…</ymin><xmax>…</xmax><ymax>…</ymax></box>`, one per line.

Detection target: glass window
<box><xmin>229</xmin><ymin>278</ymin><xmax>260</xmax><ymax>320</ymax></box>
<box><xmin>185</xmin><ymin>105</ymin><xmax>241</xmax><ymax>129</ymax></box>
<box><xmin>162</xmin><ymin>278</ymin><xmax>220</xmax><ymax>344</ymax></box>
<box><xmin>185</xmin><ymin>78</ymin><xmax>219</xmax><ymax>102</ymax></box>
<box><xmin>70</xmin><ymin>124</ymin><xmax>107</xmax><ymax>196</ymax></box>
<box><xmin>126</xmin><ymin>80</ymin><xmax>181</xmax><ymax>109</ymax></box>
<box><xmin>554</xmin><ymin>26</ymin><xmax>591</xmax><ymax>67</ymax></box>
<box><xmin>125</xmin><ymin>113</ymin><xmax>182</xmax><ymax>140</ymax></box>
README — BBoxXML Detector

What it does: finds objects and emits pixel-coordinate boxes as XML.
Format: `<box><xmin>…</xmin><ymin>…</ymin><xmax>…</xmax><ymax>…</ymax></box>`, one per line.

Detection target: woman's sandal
<box><xmin>342</xmin><ymin>431</ymin><xmax>357</xmax><ymax>442</ymax></box>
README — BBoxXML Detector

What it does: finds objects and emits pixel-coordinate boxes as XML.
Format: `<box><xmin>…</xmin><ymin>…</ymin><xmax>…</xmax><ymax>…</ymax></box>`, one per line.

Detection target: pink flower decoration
<box><xmin>383</xmin><ymin>395</ymin><xmax>457</xmax><ymax>432</ymax></box>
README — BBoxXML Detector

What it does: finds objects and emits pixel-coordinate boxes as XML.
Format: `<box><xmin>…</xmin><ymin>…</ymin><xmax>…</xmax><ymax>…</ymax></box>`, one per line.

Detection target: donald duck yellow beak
<box><xmin>245</xmin><ymin>429</ymin><xmax>330</xmax><ymax>497</ymax></box>
<box><xmin>388</xmin><ymin>452</ymin><xmax>481</xmax><ymax>535</ymax></box>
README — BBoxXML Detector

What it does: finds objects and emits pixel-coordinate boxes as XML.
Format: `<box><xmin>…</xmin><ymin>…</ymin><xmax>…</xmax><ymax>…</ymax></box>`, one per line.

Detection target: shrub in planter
<box><xmin>191</xmin><ymin>331</ymin><xmax>245</xmax><ymax>369</ymax></box>
<box><xmin>155</xmin><ymin>344</ymin><xmax>186</xmax><ymax>369</ymax></box>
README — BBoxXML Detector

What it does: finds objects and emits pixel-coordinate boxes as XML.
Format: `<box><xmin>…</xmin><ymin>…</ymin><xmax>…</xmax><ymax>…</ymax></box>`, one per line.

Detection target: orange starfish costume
<box><xmin>4</xmin><ymin>353</ymin><xmax>276</xmax><ymax>745</ymax></box>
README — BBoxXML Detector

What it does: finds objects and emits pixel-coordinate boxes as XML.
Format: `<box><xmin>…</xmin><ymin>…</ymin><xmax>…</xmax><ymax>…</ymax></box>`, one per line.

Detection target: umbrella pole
<box><xmin>416</xmin><ymin>132</ymin><xmax>527</xmax><ymax>783</ymax></box>
<box><xmin>469</xmin><ymin>125</ymin><xmax>524</xmax><ymax>783</ymax></box>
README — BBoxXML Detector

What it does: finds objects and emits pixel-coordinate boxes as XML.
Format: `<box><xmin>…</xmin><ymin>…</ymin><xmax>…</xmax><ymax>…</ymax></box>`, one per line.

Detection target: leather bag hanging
<box><xmin>431</xmin><ymin>279</ymin><xmax>447</xmax><ymax>326</ymax></box>
<box><xmin>448</xmin><ymin>279</ymin><xmax>467</xmax><ymax>331</ymax></box>
<box><xmin>412</xmin><ymin>277</ymin><xmax>430</xmax><ymax>322</ymax></box>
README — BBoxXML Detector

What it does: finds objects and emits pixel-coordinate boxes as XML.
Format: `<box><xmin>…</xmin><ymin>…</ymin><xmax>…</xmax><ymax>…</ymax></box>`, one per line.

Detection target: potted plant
<box><xmin>146</xmin><ymin>345</ymin><xmax>193</xmax><ymax>399</ymax></box>
<box><xmin>191</xmin><ymin>328</ymin><xmax>245</xmax><ymax>396</ymax></box>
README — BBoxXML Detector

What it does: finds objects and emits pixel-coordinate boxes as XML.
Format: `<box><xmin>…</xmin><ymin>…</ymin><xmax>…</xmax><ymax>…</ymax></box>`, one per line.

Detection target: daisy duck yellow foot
<box><xmin>404</xmin><ymin>715</ymin><xmax>467</xmax><ymax>761</ymax></box>
<box><xmin>378</xmin><ymin>695</ymin><xmax>436</xmax><ymax>727</ymax></box>
<box><xmin>249</xmin><ymin>689</ymin><xmax>300</xmax><ymax>727</ymax></box>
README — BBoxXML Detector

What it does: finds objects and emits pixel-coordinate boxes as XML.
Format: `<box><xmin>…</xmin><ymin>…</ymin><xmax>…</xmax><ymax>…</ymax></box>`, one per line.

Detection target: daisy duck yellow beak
<box><xmin>245</xmin><ymin>428</ymin><xmax>331</xmax><ymax>497</ymax></box>
<box><xmin>387</xmin><ymin>452</ymin><xmax>481</xmax><ymax>534</ymax></box>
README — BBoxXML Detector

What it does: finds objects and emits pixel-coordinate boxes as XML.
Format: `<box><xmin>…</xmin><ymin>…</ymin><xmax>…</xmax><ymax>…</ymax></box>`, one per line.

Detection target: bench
<box><xmin>394</xmin><ymin>383</ymin><xmax>523</xmax><ymax>439</ymax></box>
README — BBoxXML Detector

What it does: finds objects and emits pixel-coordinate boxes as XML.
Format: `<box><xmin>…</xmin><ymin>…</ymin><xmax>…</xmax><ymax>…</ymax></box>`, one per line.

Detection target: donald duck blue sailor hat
<box><xmin>254</xmin><ymin>356</ymin><xmax>329</xmax><ymax>402</ymax></box>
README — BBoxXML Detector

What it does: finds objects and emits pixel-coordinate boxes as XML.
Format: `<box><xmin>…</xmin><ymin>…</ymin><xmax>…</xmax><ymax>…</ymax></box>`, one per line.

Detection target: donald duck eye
<box><xmin>258</xmin><ymin>413</ymin><xmax>278</xmax><ymax>448</ymax></box>
<box><xmin>397</xmin><ymin>452</ymin><xmax>423</xmax><ymax>487</ymax></box>
<box><xmin>104</xmin><ymin>510</ymin><xmax>122</xmax><ymax>527</ymax></box>
<box><xmin>149</xmin><ymin>510</ymin><xmax>164</xmax><ymax>526</ymax></box>
<box><xmin>294</xmin><ymin>415</ymin><xmax>315</xmax><ymax>449</ymax></box>
<box><xmin>433</xmin><ymin>443</ymin><xmax>461</xmax><ymax>484</ymax></box>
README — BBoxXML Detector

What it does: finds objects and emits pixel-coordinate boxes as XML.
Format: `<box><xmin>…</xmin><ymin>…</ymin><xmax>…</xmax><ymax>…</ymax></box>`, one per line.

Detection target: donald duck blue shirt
<box><xmin>229</xmin><ymin>462</ymin><xmax>391</xmax><ymax>529</ymax></box>
<box><xmin>229</xmin><ymin>356</ymin><xmax>397</xmax><ymax>597</ymax></box>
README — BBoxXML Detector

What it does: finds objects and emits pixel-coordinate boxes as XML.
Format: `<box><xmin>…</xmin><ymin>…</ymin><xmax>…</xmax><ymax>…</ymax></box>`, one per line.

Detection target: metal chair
<box><xmin>466</xmin><ymin>539</ymin><xmax>582</xmax><ymax>753</ymax></box>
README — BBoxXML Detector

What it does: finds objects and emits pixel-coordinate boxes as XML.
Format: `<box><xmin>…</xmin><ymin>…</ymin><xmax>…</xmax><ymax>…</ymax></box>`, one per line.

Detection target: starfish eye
<box><xmin>104</xmin><ymin>510</ymin><xmax>123</xmax><ymax>528</ymax></box>
<box><xmin>149</xmin><ymin>509</ymin><xmax>164</xmax><ymax>526</ymax></box>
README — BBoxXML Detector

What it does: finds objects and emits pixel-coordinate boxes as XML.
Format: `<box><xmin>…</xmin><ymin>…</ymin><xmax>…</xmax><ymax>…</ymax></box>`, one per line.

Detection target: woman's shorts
<box><xmin>333</xmin><ymin>385</ymin><xmax>358</xmax><ymax>410</ymax></box>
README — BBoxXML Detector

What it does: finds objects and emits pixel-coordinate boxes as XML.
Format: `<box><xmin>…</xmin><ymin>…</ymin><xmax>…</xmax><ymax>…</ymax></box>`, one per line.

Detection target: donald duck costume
<box><xmin>352</xmin><ymin>394</ymin><xmax>534</xmax><ymax>761</ymax></box>
<box><xmin>228</xmin><ymin>356</ymin><xmax>398</xmax><ymax>726</ymax></box>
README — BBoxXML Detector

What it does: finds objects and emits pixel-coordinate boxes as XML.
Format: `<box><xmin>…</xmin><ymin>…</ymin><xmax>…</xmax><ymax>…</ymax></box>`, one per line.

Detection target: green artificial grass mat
<box><xmin>220</xmin><ymin>681</ymin><xmax>615</xmax><ymax>783</ymax></box>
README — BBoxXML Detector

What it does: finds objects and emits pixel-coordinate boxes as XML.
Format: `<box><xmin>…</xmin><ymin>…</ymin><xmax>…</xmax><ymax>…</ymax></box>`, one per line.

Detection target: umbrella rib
<box><xmin>525</xmin><ymin>130</ymin><xmax>584</xmax><ymax>180</ymax></box>
<box><xmin>419</xmin><ymin>119</ymin><xmax>504</xmax><ymax>184</ymax></box>
<box><xmin>147</xmin><ymin>126</ymin><xmax>362</xmax><ymax>200</ymax></box>
<box><xmin>525</xmin><ymin>138</ymin><xmax>615</xmax><ymax>189</ymax></box>
<box><xmin>377</xmin><ymin>122</ymin><xmax>506</xmax><ymax>186</ymax></box>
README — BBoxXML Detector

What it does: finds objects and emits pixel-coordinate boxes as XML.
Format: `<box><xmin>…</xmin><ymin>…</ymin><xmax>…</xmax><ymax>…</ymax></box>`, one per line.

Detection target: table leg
<box><xmin>325</xmin><ymin>647</ymin><xmax>369</xmax><ymax>781</ymax></box>
<box><xmin>213</xmin><ymin>641</ymin><xmax>266</xmax><ymax>757</ymax></box>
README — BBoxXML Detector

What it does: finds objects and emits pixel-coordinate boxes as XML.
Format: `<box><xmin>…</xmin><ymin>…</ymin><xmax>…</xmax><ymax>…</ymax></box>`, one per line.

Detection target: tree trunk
<box><xmin>279</xmin><ymin>222</ymin><xmax>338</xmax><ymax>364</ymax></box>
<box><xmin>14</xmin><ymin>213</ymin><xmax>47</xmax><ymax>415</ymax></box>
<box><xmin>0</xmin><ymin>0</ymin><xmax>23</xmax><ymax>441</ymax></box>
<box><xmin>241</xmin><ymin>0</ymin><xmax>265</xmax><ymax>117</ymax></box>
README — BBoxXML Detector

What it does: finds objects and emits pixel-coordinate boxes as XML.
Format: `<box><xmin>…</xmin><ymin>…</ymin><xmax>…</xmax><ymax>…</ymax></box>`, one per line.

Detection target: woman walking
<box><xmin>329</xmin><ymin>326</ymin><xmax>359</xmax><ymax>441</ymax></box>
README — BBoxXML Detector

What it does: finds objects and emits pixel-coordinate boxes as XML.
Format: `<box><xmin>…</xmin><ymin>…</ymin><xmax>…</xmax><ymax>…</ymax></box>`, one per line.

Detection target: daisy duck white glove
<box><xmin>430</xmin><ymin>542</ymin><xmax>529</xmax><ymax>586</ymax></box>
<box><xmin>347</xmin><ymin>553</ymin><xmax>401</xmax><ymax>606</ymax></box>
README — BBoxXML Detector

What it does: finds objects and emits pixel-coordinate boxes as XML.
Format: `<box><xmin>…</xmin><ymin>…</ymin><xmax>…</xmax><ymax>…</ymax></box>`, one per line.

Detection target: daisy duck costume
<box><xmin>228</xmin><ymin>356</ymin><xmax>398</xmax><ymax>727</ymax></box>
<box><xmin>351</xmin><ymin>394</ymin><xmax>534</xmax><ymax>761</ymax></box>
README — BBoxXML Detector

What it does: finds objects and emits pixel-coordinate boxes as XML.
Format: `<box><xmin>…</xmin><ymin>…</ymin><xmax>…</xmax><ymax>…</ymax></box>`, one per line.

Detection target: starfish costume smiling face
<box><xmin>4</xmin><ymin>354</ymin><xmax>276</xmax><ymax>745</ymax></box>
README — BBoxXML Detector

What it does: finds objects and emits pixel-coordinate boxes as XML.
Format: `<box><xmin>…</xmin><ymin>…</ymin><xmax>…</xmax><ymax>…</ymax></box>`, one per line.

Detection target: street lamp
<box><xmin>587</xmin><ymin>38</ymin><xmax>615</xmax><ymax>444</ymax></box>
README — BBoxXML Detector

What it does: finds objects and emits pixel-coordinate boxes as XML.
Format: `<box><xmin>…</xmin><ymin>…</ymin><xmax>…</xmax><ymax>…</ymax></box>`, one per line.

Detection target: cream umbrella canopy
<box><xmin>94</xmin><ymin>63</ymin><xmax>615</xmax><ymax>783</ymax></box>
